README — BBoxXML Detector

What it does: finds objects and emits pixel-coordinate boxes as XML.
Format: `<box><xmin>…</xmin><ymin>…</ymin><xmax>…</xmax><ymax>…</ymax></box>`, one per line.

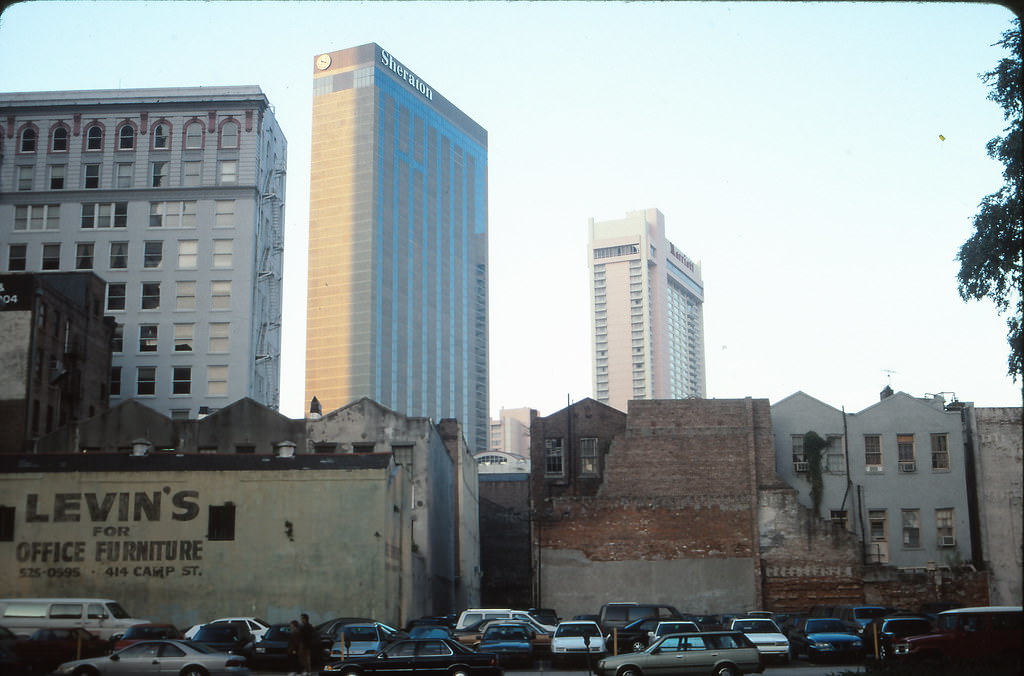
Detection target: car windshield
<box><xmin>344</xmin><ymin>626</ymin><xmax>379</xmax><ymax>641</ymax></box>
<box><xmin>806</xmin><ymin>619</ymin><xmax>847</xmax><ymax>633</ymax></box>
<box><xmin>106</xmin><ymin>603</ymin><xmax>131</xmax><ymax>619</ymax></box>
<box><xmin>195</xmin><ymin>626</ymin><xmax>240</xmax><ymax>641</ymax></box>
<box><xmin>265</xmin><ymin>626</ymin><xmax>292</xmax><ymax>641</ymax></box>
<box><xmin>657</xmin><ymin>623</ymin><xmax>697</xmax><ymax>634</ymax></box>
<box><xmin>556</xmin><ymin>624</ymin><xmax>600</xmax><ymax>638</ymax></box>
<box><xmin>483</xmin><ymin>627</ymin><xmax>529</xmax><ymax>641</ymax></box>
<box><xmin>734</xmin><ymin>620</ymin><xmax>778</xmax><ymax>633</ymax></box>
<box><xmin>886</xmin><ymin>619</ymin><xmax>932</xmax><ymax>636</ymax></box>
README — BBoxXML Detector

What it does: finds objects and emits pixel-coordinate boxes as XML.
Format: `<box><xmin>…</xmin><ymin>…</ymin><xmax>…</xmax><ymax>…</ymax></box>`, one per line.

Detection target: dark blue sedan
<box><xmin>788</xmin><ymin>617</ymin><xmax>863</xmax><ymax>663</ymax></box>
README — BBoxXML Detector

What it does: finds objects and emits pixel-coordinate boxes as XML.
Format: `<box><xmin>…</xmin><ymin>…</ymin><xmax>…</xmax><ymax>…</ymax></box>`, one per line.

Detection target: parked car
<box><xmin>408</xmin><ymin>625</ymin><xmax>455</xmax><ymax>640</ymax></box>
<box><xmin>0</xmin><ymin>598</ymin><xmax>148</xmax><ymax>641</ymax></box>
<box><xmin>861</xmin><ymin>614</ymin><xmax>932</xmax><ymax>661</ymax></box>
<box><xmin>598</xmin><ymin>603</ymin><xmax>684</xmax><ymax>632</ymax></box>
<box><xmin>528</xmin><ymin>608</ymin><xmax>560</xmax><ymax>627</ymax></box>
<box><xmin>832</xmin><ymin>605</ymin><xmax>892</xmax><ymax>634</ymax></box>
<box><xmin>250</xmin><ymin>622</ymin><xmax>301</xmax><ymax>670</ymax></box>
<box><xmin>0</xmin><ymin>645</ymin><xmax>31</xmax><ymax>675</ymax></box>
<box><xmin>550</xmin><ymin>620</ymin><xmax>606</xmax><ymax>668</ymax></box>
<box><xmin>112</xmin><ymin>623</ymin><xmax>180</xmax><ymax>651</ymax></box>
<box><xmin>12</xmin><ymin>627</ymin><xmax>110</xmax><ymax>673</ymax></box>
<box><xmin>607</xmin><ymin>617</ymin><xmax>699</xmax><ymax>654</ymax></box>
<box><xmin>652</xmin><ymin>621</ymin><xmax>702</xmax><ymax>645</ymax></box>
<box><xmin>595</xmin><ymin>631</ymin><xmax>765</xmax><ymax>676</ymax></box>
<box><xmin>476</xmin><ymin>622</ymin><xmax>534</xmax><ymax>668</ymax></box>
<box><xmin>454</xmin><ymin>609</ymin><xmax>556</xmax><ymax>633</ymax></box>
<box><xmin>52</xmin><ymin>639</ymin><xmax>250</xmax><ymax>676</ymax></box>
<box><xmin>893</xmin><ymin>605</ymin><xmax>1022</xmax><ymax>665</ymax></box>
<box><xmin>330</xmin><ymin>622</ymin><xmax>400</xmax><ymax>659</ymax></box>
<box><xmin>787</xmin><ymin>617</ymin><xmax>863</xmax><ymax>663</ymax></box>
<box><xmin>689</xmin><ymin>615</ymin><xmax>725</xmax><ymax>631</ymax></box>
<box><xmin>184</xmin><ymin>617</ymin><xmax>270</xmax><ymax>641</ymax></box>
<box><xmin>455</xmin><ymin>617</ymin><xmax>551</xmax><ymax>656</ymax></box>
<box><xmin>320</xmin><ymin>637</ymin><xmax>501</xmax><ymax>676</ymax></box>
<box><xmin>189</xmin><ymin>622</ymin><xmax>255</xmax><ymax>659</ymax></box>
<box><xmin>316</xmin><ymin>617</ymin><xmax>377</xmax><ymax>657</ymax></box>
<box><xmin>729</xmin><ymin>618</ymin><xmax>789</xmax><ymax>664</ymax></box>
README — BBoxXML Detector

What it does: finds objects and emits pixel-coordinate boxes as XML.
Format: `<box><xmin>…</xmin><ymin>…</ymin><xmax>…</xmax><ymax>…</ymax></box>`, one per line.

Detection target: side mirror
<box><xmin>110</xmin><ymin>654</ymin><xmax>120</xmax><ymax>662</ymax></box>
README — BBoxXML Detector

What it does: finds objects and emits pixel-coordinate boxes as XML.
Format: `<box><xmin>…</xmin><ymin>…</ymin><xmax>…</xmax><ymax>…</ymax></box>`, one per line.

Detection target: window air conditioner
<box><xmin>940</xmin><ymin>535</ymin><xmax>957</xmax><ymax>547</ymax></box>
<box><xmin>865</xmin><ymin>465</ymin><xmax>883</xmax><ymax>473</ymax></box>
<box><xmin>793</xmin><ymin>461</ymin><xmax>809</xmax><ymax>473</ymax></box>
<box><xmin>899</xmin><ymin>461</ymin><xmax>917</xmax><ymax>472</ymax></box>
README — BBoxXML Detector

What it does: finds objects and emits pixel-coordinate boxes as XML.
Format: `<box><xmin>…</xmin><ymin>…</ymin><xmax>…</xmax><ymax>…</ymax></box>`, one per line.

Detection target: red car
<box><xmin>12</xmin><ymin>627</ymin><xmax>109</xmax><ymax>673</ymax></box>
<box><xmin>113</xmin><ymin>623</ymin><xmax>180</xmax><ymax>651</ymax></box>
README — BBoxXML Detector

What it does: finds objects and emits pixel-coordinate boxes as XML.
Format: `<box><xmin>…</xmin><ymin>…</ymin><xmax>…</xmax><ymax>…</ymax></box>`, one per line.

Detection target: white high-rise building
<box><xmin>0</xmin><ymin>87</ymin><xmax>286</xmax><ymax>420</ymax></box>
<box><xmin>588</xmin><ymin>208</ymin><xmax>705</xmax><ymax>412</ymax></box>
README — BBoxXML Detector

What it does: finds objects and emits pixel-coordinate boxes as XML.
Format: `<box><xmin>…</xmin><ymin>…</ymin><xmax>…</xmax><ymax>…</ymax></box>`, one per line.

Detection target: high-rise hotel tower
<box><xmin>588</xmin><ymin>209</ymin><xmax>705</xmax><ymax>412</ymax></box>
<box><xmin>307</xmin><ymin>44</ymin><xmax>489</xmax><ymax>453</ymax></box>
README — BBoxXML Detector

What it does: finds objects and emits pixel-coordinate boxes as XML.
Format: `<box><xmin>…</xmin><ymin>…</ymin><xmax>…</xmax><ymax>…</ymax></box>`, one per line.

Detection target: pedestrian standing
<box><xmin>298</xmin><ymin>613</ymin><xmax>315</xmax><ymax>676</ymax></box>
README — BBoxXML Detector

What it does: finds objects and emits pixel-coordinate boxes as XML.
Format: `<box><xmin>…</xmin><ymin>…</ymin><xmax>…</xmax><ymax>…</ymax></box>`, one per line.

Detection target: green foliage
<box><xmin>957</xmin><ymin>18</ymin><xmax>1023</xmax><ymax>381</ymax></box>
<box><xmin>802</xmin><ymin>431</ymin><xmax>828</xmax><ymax>516</ymax></box>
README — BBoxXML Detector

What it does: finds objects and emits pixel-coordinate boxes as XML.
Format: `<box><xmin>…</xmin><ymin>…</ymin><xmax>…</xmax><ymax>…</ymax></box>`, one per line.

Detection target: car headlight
<box><xmin>812</xmin><ymin>641</ymin><xmax>831</xmax><ymax>649</ymax></box>
<box><xmin>852</xmin><ymin>640</ymin><xmax>862</xmax><ymax>648</ymax></box>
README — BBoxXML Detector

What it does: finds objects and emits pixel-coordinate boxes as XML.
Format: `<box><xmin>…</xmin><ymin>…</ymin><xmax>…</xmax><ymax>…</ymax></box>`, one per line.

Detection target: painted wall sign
<box><xmin>0</xmin><ymin>277</ymin><xmax>33</xmax><ymax>311</ymax></box>
<box><xmin>9</xmin><ymin>489</ymin><xmax>206</xmax><ymax>580</ymax></box>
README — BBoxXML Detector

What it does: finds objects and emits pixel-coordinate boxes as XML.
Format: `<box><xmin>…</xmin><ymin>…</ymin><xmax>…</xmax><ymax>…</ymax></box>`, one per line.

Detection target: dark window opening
<box><xmin>208</xmin><ymin>503</ymin><xmax>236</xmax><ymax>541</ymax></box>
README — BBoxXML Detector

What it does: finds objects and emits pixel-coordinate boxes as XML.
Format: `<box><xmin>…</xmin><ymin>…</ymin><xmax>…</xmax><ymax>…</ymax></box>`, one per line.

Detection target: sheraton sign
<box><xmin>381</xmin><ymin>49</ymin><xmax>435</xmax><ymax>101</ymax></box>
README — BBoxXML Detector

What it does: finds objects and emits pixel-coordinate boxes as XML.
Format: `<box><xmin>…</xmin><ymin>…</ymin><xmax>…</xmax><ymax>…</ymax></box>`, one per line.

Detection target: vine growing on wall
<box><xmin>803</xmin><ymin>431</ymin><xmax>828</xmax><ymax>517</ymax></box>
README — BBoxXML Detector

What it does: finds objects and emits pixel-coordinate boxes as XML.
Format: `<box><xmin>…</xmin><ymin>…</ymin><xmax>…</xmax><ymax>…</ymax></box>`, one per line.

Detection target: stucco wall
<box><xmin>0</xmin><ymin>463</ymin><xmax>414</xmax><ymax>629</ymax></box>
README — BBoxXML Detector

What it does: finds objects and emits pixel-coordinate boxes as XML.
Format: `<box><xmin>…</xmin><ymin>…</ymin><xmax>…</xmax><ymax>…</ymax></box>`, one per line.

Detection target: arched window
<box><xmin>220</xmin><ymin>121</ymin><xmax>239</xmax><ymax>149</ymax></box>
<box><xmin>20</xmin><ymin>127</ymin><xmax>37</xmax><ymax>153</ymax></box>
<box><xmin>51</xmin><ymin>126</ymin><xmax>69</xmax><ymax>152</ymax></box>
<box><xmin>118</xmin><ymin>124</ymin><xmax>136</xmax><ymax>150</ymax></box>
<box><xmin>86</xmin><ymin>125</ymin><xmax>103</xmax><ymax>151</ymax></box>
<box><xmin>184</xmin><ymin>122</ymin><xmax>204</xmax><ymax>149</ymax></box>
<box><xmin>153</xmin><ymin>123</ymin><xmax>170</xmax><ymax>150</ymax></box>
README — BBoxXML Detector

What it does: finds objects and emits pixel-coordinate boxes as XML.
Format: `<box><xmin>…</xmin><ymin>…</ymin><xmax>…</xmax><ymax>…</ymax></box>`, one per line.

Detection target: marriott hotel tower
<box><xmin>307</xmin><ymin>44</ymin><xmax>489</xmax><ymax>453</ymax></box>
<box><xmin>588</xmin><ymin>209</ymin><xmax>706</xmax><ymax>412</ymax></box>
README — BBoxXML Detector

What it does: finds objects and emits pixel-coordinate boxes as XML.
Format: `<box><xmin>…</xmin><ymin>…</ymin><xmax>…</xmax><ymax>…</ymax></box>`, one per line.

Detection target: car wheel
<box><xmin>618</xmin><ymin>666</ymin><xmax>641</xmax><ymax>676</ymax></box>
<box><xmin>630</xmin><ymin>640</ymin><xmax>646</xmax><ymax>652</ymax></box>
<box><xmin>73</xmin><ymin>668</ymin><xmax>100</xmax><ymax>676</ymax></box>
<box><xmin>713</xmin><ymin>665</ymin><xmax>738</xmax><ymax>676</ymax></box>
<box><xmin>450</xmin><ymin>668</ymin><xmax>470</xmax><ymax>676</ymax></box>
<box><xmin>179</xmin><ymin>667</ymin><xmax>209</xmax><ymax>676</ymax></box>
<box><xmin>343</xmin><ymin>670</ymin><xmax>361</xmax><ymax>676</ymax></box>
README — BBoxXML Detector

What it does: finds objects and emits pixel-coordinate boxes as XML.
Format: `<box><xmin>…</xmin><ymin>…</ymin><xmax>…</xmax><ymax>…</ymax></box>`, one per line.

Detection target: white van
<box><xmin>0</xmin><ymin>598</ymin><xmax>148</xmax><ymax>639</ymax></box>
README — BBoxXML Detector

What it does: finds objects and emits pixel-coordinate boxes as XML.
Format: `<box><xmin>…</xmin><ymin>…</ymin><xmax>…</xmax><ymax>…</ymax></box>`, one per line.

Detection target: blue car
<box><xmin>788</xmin><ymin>617</ymin><xmax>863</xmax><ymax>663</ymax></box>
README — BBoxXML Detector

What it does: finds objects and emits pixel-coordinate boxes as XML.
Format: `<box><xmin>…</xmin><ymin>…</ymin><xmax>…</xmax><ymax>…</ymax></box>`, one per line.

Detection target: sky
<box><xmin>1</xmin><ymin>1</ymin><xmax>1020</xmax><ymax>420</ymax></box>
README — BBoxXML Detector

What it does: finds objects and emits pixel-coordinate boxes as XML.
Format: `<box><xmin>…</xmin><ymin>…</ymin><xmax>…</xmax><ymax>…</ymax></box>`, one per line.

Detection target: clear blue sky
<box><xmin>1</xmin><ymin>1</ymin><xmax>1019</xmax><ymax>418</ymax></box>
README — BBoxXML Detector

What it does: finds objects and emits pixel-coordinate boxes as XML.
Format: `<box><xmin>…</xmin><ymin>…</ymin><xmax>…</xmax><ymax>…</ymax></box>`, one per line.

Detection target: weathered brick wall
<box><xmin>864</xmin><ymin>566</ymin><xmax>990</xmax><ymax>610</ymax></box>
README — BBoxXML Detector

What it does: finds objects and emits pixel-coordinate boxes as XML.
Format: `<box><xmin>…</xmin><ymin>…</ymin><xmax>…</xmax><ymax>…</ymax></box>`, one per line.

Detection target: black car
<box><xmin>787</xmin><ymin>617</ymin><xmax>863</xmax><ymax>663</ymax></box>
<box><xmin>319</xmin><ymin>637</ymin><xmax>501</xmax><ymax>676</ymax></box>
<box><xmin>862</xmin><ymin>615</ymin><xmax>932</xmax><ymax>661</ymax></box>
<box><xmin>607</xmin><ymin>617</ymin><xmax>700</xmax><ymax>654</ymax></box>
<box><xmin>477</xmin><ymin>623</ymin><xmax>534</xmax><ymax>668</ymax></box>
<box><xmin>251</xmin><ymin>622</ymin><xmax>304</xmax><ymax>669</ymax></box>
<box><xmin>189</xmin><ymin>622</ymin><xmax>255</xmax><ymax>659</ymax></box>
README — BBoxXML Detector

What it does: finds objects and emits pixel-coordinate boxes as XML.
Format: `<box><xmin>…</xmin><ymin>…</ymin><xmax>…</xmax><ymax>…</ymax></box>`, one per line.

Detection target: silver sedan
<box><xmin>53</xmin><ymin>639</ymin><xmax>250</xmax><ymax>676</ymax></box>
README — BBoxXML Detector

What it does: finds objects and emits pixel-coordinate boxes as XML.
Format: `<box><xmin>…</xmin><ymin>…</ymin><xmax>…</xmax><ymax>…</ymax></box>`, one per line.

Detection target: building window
<box><xmin>17</xmin><ymin>165</ymin><xmax>33</xmax><ymax>190</ymax></box>
<box><xmin>579</xmin><ymin>437</ymin><xmax>599</xmax><ymax>476</ymax></box>
<box><xmin>220</xmin><ymin>121</ymin><xmax>239</xmax><ymax>149</ymax></box>
<box><xmin>151</xmin><ymin>161</ymin><xmax>168</xmax><ymax>187</ymax></box>
<box><xmin>106</xmin><ymin>283</ymin><xmax>126</xmax><ymax>311</ymax></box>
<box><xmin>208</xmin><ymin>504</ymin><xmax>235</xmax><ymax>541</ymax></box>
<box><xmin>211</xmin><ymin>280</ymin><xmax>231</xmax><ymax>309</ymax></box>
<box><xmin>15</xmin><ymin>204</ymin><xmax>60</xmax><ymax>230</ymax></box>
<box><xmin>176</xmin><ymin>281</ymin><xmax>196</xmax><ymax>310</ymax></box>
<box><xmin>49</xmin><ymin>165</ymin><xmax>65</xmax><ymax>189</ymax></box>
<box><xmin>174</xmin><ymin>323</ymin><xmax>194</xmax><ymax>352</ymax></box>
<box><xmin>830</xmin><ymin>510</ymin><xmax>848</xmax><ymax>530</ymax></box>
<box><xmin>936</xmin><ymin>508</ymin><xmax>955</xmax><ymax>547</ymax></box>
<box><xmin>218</xmin><ymin>159</ymin><xmax>237</xmax><ymax>185</ymax></box>
<box><xmin>177</xmin><ymin>240</ymin><xmax>198</xmax><ymax>269</ymax></box>
<box><xmin>150</xmin><ymin>201</ymin><xmax>198</xmax><ymax>228</ymax></box>
<box><xmin>826</xmin><ymin>435</ymin><xmax>845</xmax><ymax>472</ymax></box>
<box><xmin>152</xmin><ymin>123</ymin><xmax>170</xmax><ymax>150</ymax></box>
<box><xmin>41</xmin><ymin>243</ymin><xmax>61</xmax><ymax>270</ymax></box>
<box><xmin>51</xmin><ymin>126</ymin><xmax>68</xmax><ymax>152</ymax></box>
<box><xmin>109</xmin><ymin>241</ymin><xmax>128</xmax><ymax>269</ymax></box>
<box><xmin>111</xmin><ymin>324</ymin><xmax>123</xmax><ymax>352</ymax></box>
<box><xmin>117</xmin><ymin>124</ymin><xmax>135</xmax><ymax>150</ymax></box>
<box><xmin>115</xmin><ymin>162</ymin><xmax>133</xmax><ymax>188</ymax></box>
<box><xmin>212</xmin><ymin>239</ymin><xmax>232</xmax><ymax>268</ymax></box>
<box><xmin>544</xmin><ymin>438</ymin><xmax>564</xmax><ymax>477</ymax></box>
<box><xmin>931</xmin><ymin>434</ymin><xmax>950</xmax><ymax>470</ymax></box>
<box><xmin>235</xmin><ymin>445</ymin><xmax>255</xmax><ymax>454</ymax></box>
<box><xmin>897</xmin><ymin>434</ymin><xmax>916</xmax><ymax>472</ymax></box>
<box><xmin>143</xmin><ymin>241</ymin><xmax>163</xmax><ymax>268</ymax></box>
<box><xmin>0</xmin><ymin>506</ymin><xmax>13</xmax><ymax>542</ymax></box>
<box><xmin>141</xmin><ymin>282</ymin><xmax>160</xmax><ymax>310</ymax></box>
<box><xmin>139</xmin><ymin>324</ymin><xmax>158</xmax><ymax>352</ymax></box>
<box><xmin>172</xmin><ymin>366</ymin><xmax>191</xmax><ymax>395</ymax></box>
<box><xmin>791</xmin><ymin>434</ymin><xmax>807</xmax><ymax>471</ymax></box>
<box><xmin>136</xmin><ymin>366</ymin><xmax>156</xmax><ymax>396</ymax></box>
<box><xmin>182</xmin><ymin>160</ymin><xmax>202</xmax><ymax>187</ymax></box>
<box><xmin>8</xmin><ymin>244</ymin><xmax>27</xmax><ymax>271</ymax></box>
<box><xmin>75</xmin><ymin>242</ymin><xmax>94</xmax><ymax>270</ymax></box>
<box><xmin>184</xmin><ymin>122</ymin><xmax>203</xmax><ymax>149</ymax></box>
<box><xmin>353</xmin><ymin>443</ymin><xmax>374</xmax><ymax>453</ymax></box>
<box><xmin>208</xmin><ymin>322</ymin><xmax>229</xmax><ymax>352</ymax></box>
<box><xmin>20</xmin><ymin>127</ymin><xmax>37</xmax><ymax>152</ymax></box>
<box><xmin>864</xmin><ymin>434</ymin><xmax>882</xmax><ymax>468</ymax></box>
<box><xmin>85</xmin><ymin>125</ymin><xmax>103</xmax><ymax>151</ymax></box>
<box><xmin>314</xmin><ymin>443</ymin><xmax>337</xmax><ymax>454</ymax></box>
<box><xmin>207</xmin><ymin>365</ymin><xmax>228</xmax><ymax>396</ymax></box>
<box><xmin>81</xmin><ymin>202</ymin><xmax>127</xmax><ymax>228</ymax></box>
<box><xmin>83</xmin><ymin>163</ymin><xmax>101</xmax><ymax>189</ymax></box>
<box><xmin>868</xmin><ymin>509</ymin><xmax>888</xmax><ymax>563</ymax></box>
<box><xmin>901</xmin><ymin>509</ymin><xmax>921</xmax><ymax>548</ymax></box>
<box><xmin>214</xmin><ymin>200</ymin><xmax>235</xmax><ymax>227</ymax></box>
